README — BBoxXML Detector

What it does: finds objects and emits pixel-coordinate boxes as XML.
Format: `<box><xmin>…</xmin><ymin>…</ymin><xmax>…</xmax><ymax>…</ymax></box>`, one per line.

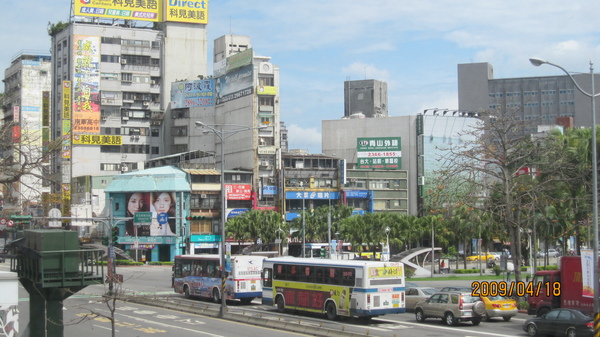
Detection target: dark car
<box><xmin>440</xmin><ymin>286</ymin><xmax>472</xmax><ymax>293</ymax></box>
<box><xmin>523</xmin><ymin>308</ymin><xmax>593</xmax><ymax>337</ymax></box>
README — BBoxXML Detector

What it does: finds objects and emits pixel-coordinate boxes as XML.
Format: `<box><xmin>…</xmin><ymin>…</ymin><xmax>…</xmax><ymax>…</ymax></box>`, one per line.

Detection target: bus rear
<box><xmin>228</xmin><ymin>255</ymin><xmax>263</xmax><ymax>302</ymax></box>
<box><xmin>352</xmin><ymin>262</ymin><xmax>406</xmax><ymax>317</ymax></box>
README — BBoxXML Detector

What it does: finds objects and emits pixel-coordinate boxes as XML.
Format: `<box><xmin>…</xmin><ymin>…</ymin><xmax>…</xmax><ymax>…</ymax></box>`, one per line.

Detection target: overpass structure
<box><xmin>391</xmin><ymin>247</ymin><xmax>442</xmax><ymax>277</ymax></box>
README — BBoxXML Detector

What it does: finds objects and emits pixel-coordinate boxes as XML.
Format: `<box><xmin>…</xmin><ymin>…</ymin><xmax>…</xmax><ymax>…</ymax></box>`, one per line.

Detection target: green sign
<box><xmin>134</xmin><ymin>212</ymin><xmax>152</xmax><ymax>224</ymax></box>
<box><xmin>356</xmin><ymin>137</ymin><xmax>402</xmax><ymax>170</ymax></box>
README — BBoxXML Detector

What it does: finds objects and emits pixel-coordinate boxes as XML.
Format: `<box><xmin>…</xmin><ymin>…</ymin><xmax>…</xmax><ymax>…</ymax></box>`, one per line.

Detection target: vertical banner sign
<box><xmin>62</xmin><ymin>81</ymin><xmax>71</xmax><ymax>120</ymax></box>
<box><xmin>73</xmin><ymin>35</ymin><xmax>101</xmax><ymax>133</ymax></box>
<box><xmin>42</xmin><ymin>91</ymin><xmax>50</xmax><ymax>162</ymax></box>
<box><xmin>581</xmin><ymin>249</ymin><xmax>594</xmax><ymax>298</ymax></box>
<box><xmin>356</xmin><ymin>137</ymin><xmax>402</xmax><ymax>170</ymax></box>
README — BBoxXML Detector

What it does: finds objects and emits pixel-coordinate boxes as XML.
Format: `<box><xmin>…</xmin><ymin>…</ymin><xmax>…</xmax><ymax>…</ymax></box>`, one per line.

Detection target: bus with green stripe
<box><xmin>261</xmin><ymin>257</ymin><xmax>406</xmax><ymax>320</ymax></box>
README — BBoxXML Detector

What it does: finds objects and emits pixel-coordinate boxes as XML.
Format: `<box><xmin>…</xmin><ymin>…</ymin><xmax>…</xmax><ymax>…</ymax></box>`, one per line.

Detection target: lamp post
<box><xmin>302</xmin><ymin>186</ymin><xmax>306</xmax><ymax>258</ymax></box>
<box><xmin>383</xmin><ymin>226</ymin><xmax>390</xmax><ymax>262</ymax></box>
<box><xmin>327</xmin><ymin>191</ymin><xmax>332</xmax><ymax>259</ymax></box>
<box><xmin>195</xmin><ymin>121</ymin><xmax>266</xmax><ymax>318</ymax></box>
<box><xmin>529</xmin><ymin>58</ymin><xmax>600</xmax><ymax>326</ymax></box>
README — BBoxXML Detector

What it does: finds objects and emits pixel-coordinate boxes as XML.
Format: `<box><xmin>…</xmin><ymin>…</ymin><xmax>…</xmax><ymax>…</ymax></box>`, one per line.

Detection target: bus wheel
<box><xmin>326</xmin><ymin>302</ymin><xmax>338</xmax><ymax>321</ymax></box>
<box><xmin>184</xmin><ymin>285</ymin><xmax>191</xmax><ymax>299</ymax></box>
<box><xmin>212</xmin><ymin>288</ymin><xmax>220</xmax><ymax>303</ymax></box>
<box><xmin>276</xmin><ymin>296</ymin><xmax>286</xmax><ymax>313</ymax></box>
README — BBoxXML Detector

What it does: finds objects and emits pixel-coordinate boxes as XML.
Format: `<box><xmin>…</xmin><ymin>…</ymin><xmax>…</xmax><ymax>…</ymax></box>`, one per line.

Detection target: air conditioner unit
<box><xmin>200</xmin><ymin>194</ymin><xmax>207</xmax><ymax>198</ymax></box>
<box><xmin>260</xmin><ymin>161</ymin><xmax>269</xmax><ymax>166</ymax></box>
<box><xmin>121</xmin><ymin>59</ymin><xmax>127</xmax><ymax>64</ymax></box>
<box><xmin>121</xmin><ymin>166</ymin><xmax>129</xmax><ymax>172</ymax></box>
<box><xmin>151</xmin><ymin>80</ymin><xmax>156</xmax><ymax>85</ymax></box>
<box><xmin>143</xmin><ymin>101</ymin><xmax>149</xmax><ymax>106</ymax></box>
<box><xmin>122</xmin><ymin>116</ymin><xmax>129</xmax><ymax>120</ymax></box>
<box><xmin>101</xmin><ymin>116</ymin><xmax>107</xmax><ymax>121</ymax></box>
<box><xmin>268</xmin><ymin>178</ymin><xmax>275</xmax><ymax>184</ymax></box>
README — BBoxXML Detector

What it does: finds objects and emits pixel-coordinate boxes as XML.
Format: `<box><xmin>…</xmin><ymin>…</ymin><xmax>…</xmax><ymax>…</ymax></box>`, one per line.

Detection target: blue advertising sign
<box><xmin>345</xmin><ymin>190</ymin><xmax>368</xmax><ymax>198</ymax></box>
<box><xmin>285</xmin><ymin>191</ymin><xmax>340</xmax><ymax>200</ymax></box>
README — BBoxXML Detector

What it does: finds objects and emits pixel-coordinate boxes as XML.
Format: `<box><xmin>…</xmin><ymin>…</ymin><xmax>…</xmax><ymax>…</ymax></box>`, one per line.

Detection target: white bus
<box><xmin>261</xmin><ymin>257</ymin><xmax>406</xmax><ymax>320</ymax></box>
<box><xmin>173</xmin><ymin>254</ymin><xmax>262</xmax><ymax>303</ymax></box>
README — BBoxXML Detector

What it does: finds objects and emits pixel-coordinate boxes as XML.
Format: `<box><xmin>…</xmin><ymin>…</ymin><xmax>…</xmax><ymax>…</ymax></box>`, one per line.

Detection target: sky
<box><xmin>3</xmin><ymin>1</ymin><xmax>600</xmax><ymax>154</ymax></box>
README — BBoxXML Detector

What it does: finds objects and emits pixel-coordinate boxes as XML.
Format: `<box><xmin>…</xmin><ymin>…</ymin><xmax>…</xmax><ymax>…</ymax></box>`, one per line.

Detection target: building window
<box><xmin>172</xmin><ymin>126</ymin><xmax>188</xmax><ymax>137</ymax></box>
<box><xmin>259</xmin><ymin>96</ymin><xmax>274</xmax><ymax>106</ymax></box>
<box><xmin>151</xmin><ymin>128</ymin><xmax>159</xmax><ymax>137</ymax></box>
<box><xmin>151</xmin><ymin>146</ymin><xmax>159</xmax><ymax>154</ymax></box>
<box><xmin>259</xmin><ymin>77</ymin><xmax>274</xmax><ymax>86</ymax></box>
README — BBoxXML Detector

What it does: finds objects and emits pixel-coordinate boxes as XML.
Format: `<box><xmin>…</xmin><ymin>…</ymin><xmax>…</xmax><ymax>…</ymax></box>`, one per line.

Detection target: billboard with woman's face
<box><xmin>125</xmin><ymin>192</ymin><xmax>177</xmax><ymax>237</ymax></box>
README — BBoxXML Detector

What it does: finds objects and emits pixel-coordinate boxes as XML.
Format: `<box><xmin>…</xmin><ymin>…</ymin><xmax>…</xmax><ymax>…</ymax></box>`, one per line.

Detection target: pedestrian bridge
<box><xmin>390</xmin><ymin>247</ymin><xmax>442</xmax><ymax>277</ymax></box>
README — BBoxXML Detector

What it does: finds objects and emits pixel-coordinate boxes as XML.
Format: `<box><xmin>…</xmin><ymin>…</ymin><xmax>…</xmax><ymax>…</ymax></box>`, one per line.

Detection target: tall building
<box><xmin>458</xmin><ymin>62</ymin><xmax>599</xmax><ymax>131</ymax></box>
<box><xmin>343</xmin><ymin>79</ymin><xmax>388</xmax><ymax>118</ymax></box>
<box><xmin>1</xmin><ymin>52</ymin><xmax>52</xmax><ymax>215</ymax></box>
<box><xmin>49</xmin><ymin>8</ymin><xmax>208</xmax><ymax>220</ymax></box>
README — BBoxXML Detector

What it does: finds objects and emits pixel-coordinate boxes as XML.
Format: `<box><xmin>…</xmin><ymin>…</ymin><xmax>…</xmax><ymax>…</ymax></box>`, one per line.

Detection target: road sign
<box><xmin>7</xmin><ymin>220</ymin><xmax>14</xmax><ymax>227</ymax></box>
<box><xmin>0</xmin><ymin>218</ymin><xmax>6</xmax><ymax>225</ymax></box>
<box><xmin>157</xmin><ymin>212</ymin><xmax>169</xmax><ymax>225</ymax></box>
<box><xmin>134</xmin><ymin>212</ymin><xmax>152</xmax><ymax>224</ymax></box>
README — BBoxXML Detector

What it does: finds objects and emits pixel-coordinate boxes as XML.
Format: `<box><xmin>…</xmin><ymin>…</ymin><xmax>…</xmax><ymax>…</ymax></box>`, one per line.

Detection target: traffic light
<box><xmin>186</xmin><ymin>215</ymin><xmax>206</xmax><ymax>220</ymax></box>
<box><xmin>111</xmin><ymin>227</ymin><xmax>119</xmax><ymax>244</ymax></box>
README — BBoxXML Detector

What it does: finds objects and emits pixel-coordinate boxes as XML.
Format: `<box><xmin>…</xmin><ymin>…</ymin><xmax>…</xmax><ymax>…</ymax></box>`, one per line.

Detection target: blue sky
<box><xmin>3</xmin><ymin>1</ymin><xmax>600</xmax><ymax>154</ymax></box>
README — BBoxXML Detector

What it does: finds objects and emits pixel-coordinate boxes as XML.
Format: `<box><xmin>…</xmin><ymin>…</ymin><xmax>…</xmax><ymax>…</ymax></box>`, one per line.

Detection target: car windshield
<box><xmin>461</xmin><ymin>294</ymin><xmax>480</xmax><ymax>303</ymax></box>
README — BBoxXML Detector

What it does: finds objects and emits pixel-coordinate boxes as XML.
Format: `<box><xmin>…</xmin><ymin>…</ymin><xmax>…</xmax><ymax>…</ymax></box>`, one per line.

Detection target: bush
<box><xmin>491</xmin><ymin>265</ymin><xmax>502</xmax><ymax>276</ymax></box>
<box><xmin>453</xmin><ymin>268</ymin><xmax>483</xmax><ymax>274</ymax></box>
<box><xmin>517</xmin><ymin>301</ymin><xmax>529</xmax><ymax>310</ymax></box>
<box><xmin>536</xmin><ymin>265</ymin><xmax>558</xmax><ymax>271</ymax></box>
<box><xmin>405</xmin><ymin>267</ymin><xmax>416</xmax><ymax>278</ymax></box>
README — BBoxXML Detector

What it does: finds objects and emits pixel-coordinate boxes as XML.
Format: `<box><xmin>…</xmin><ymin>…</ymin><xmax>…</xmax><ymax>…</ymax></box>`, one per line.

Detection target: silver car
<box><xmin>405</xmin><ymin>287</ymin><xmax>438</xmax><ymax>312</ymax></box>
<box><xmin>415</xmin><ymin>291</ymin><xmax>486</xmax><ymax>326</ymax></box>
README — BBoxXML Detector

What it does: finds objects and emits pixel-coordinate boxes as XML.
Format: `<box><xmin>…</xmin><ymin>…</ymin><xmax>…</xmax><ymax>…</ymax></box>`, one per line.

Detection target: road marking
<box><xmin>399</xmin><ymin>321</ymin><xmax>521</xmax><ymax>336</ymax></box>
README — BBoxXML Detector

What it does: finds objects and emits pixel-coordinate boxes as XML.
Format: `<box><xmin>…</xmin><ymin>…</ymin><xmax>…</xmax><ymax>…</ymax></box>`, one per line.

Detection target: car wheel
<box><xmin>445</xmin><ymin>312</ymin><xmax>457</xmax><ymax>326</ymax></box>
<box><xmin>415</xmin><ymin>309</ymin><xmax>426</xmax><ymax>322</ymax></box>
<box><xmin>326</xmin><ymin>301</ymin><xmax>338</xmax><ymax>321</ymax></box>
<box><xmin>472</xmin><ymin>317</ymin><xmax>481</xmax><ymax>326</ymax></box>
<box><xmin>212</xmin><ymin>288</ymin><xmax>220</xmax><ymax>303</ymax></box>
<box><xmin>503</xmin><ymin>316</ymin><xmax>512</xmax><ymax>322</ymax></box>
<box><xmin>276</xmin><ymin>295</ymin><xmax>285</xmax><ymax>313</ymax></box>
<box><xmin>526</xmin><ymin>323</ymin><xmax>538</xmax><ymax>337</ymax></box>
<box><xmin>566</xmin><ymin>327</ymin><xmax>577</xmax><ymax>337</ymax></box>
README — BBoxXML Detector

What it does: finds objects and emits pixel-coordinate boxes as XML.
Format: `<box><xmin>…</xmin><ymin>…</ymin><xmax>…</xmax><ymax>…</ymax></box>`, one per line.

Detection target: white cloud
<box><xmin>286</xmin><ymin>124</ymin><xmax>322</xmax><ymax>154</ymax></box>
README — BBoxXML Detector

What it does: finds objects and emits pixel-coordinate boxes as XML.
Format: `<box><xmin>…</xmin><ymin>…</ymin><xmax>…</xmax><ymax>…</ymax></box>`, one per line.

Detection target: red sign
<box><xmin>225</xmin><ymin>184</ymin><xmax>252</xmax><ymax>200</ymax></box>
<box><xmin>7</xmin><ymin>220</ymin><xmax>14</xmax><ymax>227</ymax></box>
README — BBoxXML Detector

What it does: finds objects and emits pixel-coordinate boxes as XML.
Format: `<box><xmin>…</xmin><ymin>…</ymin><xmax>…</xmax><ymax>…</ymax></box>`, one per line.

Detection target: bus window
<box><xmin>315</xmin><ymin>268</ymin><xmax>324</xmax><ymax>283</ymax></box>
<box><xmin>341</xmin><ymin>268</ymin><xmax>355</xmax><ymax>286</ymax></box>
<box><xmin>288</xmin><ymin>265</ymin><xmax>299</xmax><ymax>281</ymax></box>
<box><xmin>263</xmin><ymin>268</ymin><xmax>272</xmax><ymax>287</ymax></box>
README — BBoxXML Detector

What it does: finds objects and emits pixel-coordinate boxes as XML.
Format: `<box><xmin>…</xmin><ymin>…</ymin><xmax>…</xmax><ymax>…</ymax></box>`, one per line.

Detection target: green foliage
<box><xmin>453</xmin><ymin>268</ymin><xmax>483</xmax><ymax>274</ymax></box>
<box><xmin>404</xmin><ymin>267</ymin><xmax>416</xmax><ymax>279</ymax></box>
<box><xmin>536</xmin><ymin>265</ymin><xmax>558</xmax><ymax>271</ymax></box>
<box><xmin>47</xmin><ymin>21</ymin><xmax>69</xmax><ymax>36</ymax></box>
<box><xmin>491</xmin><ymin>265</ymin><xmax>502</xmax><ymax>276</ymax></box>
<box><xmin>517</xmin><ymin>301</ymin><xmax>530</xmax><ymax>310</ymax></box>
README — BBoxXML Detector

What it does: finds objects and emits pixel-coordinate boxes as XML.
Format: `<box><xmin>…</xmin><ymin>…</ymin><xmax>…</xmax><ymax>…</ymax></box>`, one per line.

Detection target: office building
<box><xmin>1</xmin><ymin>52</ymin><xmax>52</xmax><ymax>215</ymax></box>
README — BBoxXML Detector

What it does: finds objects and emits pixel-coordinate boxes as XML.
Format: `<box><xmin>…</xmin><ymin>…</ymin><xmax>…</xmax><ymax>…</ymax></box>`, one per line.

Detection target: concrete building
<box><xmin>458</xmin><ymin>62</ymin><xmax>599</xmax><ymax>131</ymax></box>
<box><xmin>48</xmin><ymin>13</ymin><xmax>208</xmax><ymax>221</ymax></box>
<box><xmin>344</xmin><ymin>79</ymin><xmax>388</xmax><ymax>118</ymax></box>
<box><xmin>1</xmin><ymin>51</ymin><xmax>52</xmax><ymax>216</ymax></box>
<box><xmin>323</xmin><ymin>106</ymin><xmax>478</xmax><ymax>216</ymax></box>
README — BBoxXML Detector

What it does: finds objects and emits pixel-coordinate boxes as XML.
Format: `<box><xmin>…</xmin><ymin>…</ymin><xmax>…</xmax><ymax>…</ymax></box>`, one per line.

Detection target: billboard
<box><xmin>73</xmin><ymin>0</ymin><xmax>209</xmax><ymax>24</ymax></box>
<box><xmin>125</xmin><ymin>192</ymin><xmax>178</xmax><ymax>237</ymax></box>
<box><xmin>74</xmin><ymin>0</ymin><xmax>161</xmax><ymax>22</ymax></box>
<box><xmin>215</xmin><ymin>64</ymin><xmax>254</xmax><ymax>105</ymax></box>
<box><xmin>73</xmin><ymin>134</ymin><xmax>122</xmax><ymax>146</ymax></box>
<box><xmin>165</xmin><ymin>0</ymin><xmax>208</xmax><ymax>24</ymax></box>
<box><xmin>225</xmin><ymin>184</ymin><xmax>252</xmax><ymax>200</ymax></box>
<box><xmin>170</xmin><ymin>79</ymin><xmax>215</xmax><ymax>108</ymax></box>
<box><xmin>356</xmin><ymin>137</ymin><xmax>402</xmax><ymax>170</ymax></box>
<box><xmin>73</xmin><ymin>35</ymin><xmax>101</xmax><ymax>133</ymax></box>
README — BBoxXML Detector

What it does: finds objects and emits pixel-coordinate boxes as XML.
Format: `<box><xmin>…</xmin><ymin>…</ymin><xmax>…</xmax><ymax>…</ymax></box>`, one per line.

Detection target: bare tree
<box><xmin>434</xmin><ymin>109</ymin><xmax>563</xmax><ymax>282</ymax></box>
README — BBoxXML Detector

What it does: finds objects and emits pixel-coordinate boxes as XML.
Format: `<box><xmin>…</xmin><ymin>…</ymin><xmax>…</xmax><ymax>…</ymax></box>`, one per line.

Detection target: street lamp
<box><xmin>383</xmin><ymin>226</ymin><xmax>390</xmax><ymax>262</ymax></box>
<box><xmin>195</xmin><ymin>121</ymin><xmax>267</xmax><ymax>318</ymax></box>
<box><xmin>529</xmin><ymin>58</ymin><xmax>600</xmax><ymax>322</ymax></box>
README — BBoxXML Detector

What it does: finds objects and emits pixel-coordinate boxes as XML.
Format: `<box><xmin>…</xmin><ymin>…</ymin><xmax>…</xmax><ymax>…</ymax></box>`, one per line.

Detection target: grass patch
<box><xmin>410</xmin><ymin>274</ymin><xmax>508</xmax><ymax>281</ymax></box>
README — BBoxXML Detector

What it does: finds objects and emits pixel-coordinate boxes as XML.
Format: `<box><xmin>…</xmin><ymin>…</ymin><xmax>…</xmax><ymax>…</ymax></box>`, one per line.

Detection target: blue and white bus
<box><xmin>173</xmin><ymin>254</ymin><xmax>262</xmax><ymax>304</ymax></box>
<box><xmin>261</xmin><ymin>257</ymin><xmax>406</xmax><ymax>320</ymax></box>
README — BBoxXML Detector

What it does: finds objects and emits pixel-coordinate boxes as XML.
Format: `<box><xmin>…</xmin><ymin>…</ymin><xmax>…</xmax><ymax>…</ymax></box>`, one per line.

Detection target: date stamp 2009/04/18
<box><xmin>471</xmin><ymin>281</ymin><xmax>560</xmax><ymax>297</ymax></box>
